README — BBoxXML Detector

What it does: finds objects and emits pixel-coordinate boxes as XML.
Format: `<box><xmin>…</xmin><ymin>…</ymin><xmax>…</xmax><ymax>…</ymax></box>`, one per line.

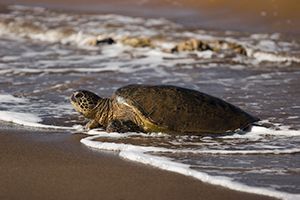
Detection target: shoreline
<box><xmin>0</xmin><ymin>127</ymin><xmax>277</xmax><ymax>200</ymax></box>
<box><xmin>0</xmin><ymin>1</ymin><xmax>298</xmax><ymax>198</ymax></box>
<box><xmin>0</xmin><ymin>0</ymin><xmax>300</xmax><ymax>35</ymax></box>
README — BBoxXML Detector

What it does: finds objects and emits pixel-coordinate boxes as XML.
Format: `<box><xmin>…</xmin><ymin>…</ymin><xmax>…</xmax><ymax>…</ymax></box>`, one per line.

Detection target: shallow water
<box><xmin>0</xmin><ymin>5</ymin><xmax>300</xmax><ymax>199</ymax></box>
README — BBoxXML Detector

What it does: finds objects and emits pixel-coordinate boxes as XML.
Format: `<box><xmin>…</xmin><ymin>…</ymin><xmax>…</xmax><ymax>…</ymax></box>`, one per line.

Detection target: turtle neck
<box><xmin>94</xmin><ymin>98</ymin><xmax>113</xmax><ymax>127</ymax></box>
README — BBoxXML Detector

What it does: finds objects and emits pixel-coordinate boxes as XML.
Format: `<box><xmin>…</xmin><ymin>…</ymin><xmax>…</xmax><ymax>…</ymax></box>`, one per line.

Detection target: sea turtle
<box><xmin>70</xmin><ymin>84</ymin><xmax>259</xmax><ymax>135</ymax></box>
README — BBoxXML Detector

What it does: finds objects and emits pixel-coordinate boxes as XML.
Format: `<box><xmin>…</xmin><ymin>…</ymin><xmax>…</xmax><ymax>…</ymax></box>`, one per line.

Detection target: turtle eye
<box><xmin>74</xmin><ymin>92</ymin><xmax>83</xmax><ymax>99</ymax></box>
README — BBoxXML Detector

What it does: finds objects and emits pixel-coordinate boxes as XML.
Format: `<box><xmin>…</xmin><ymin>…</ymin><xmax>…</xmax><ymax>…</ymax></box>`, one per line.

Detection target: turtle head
<box><xmin>70</xmin><ymin>90</ymin><xmax>101</xmax><ymax>118</ymax></box>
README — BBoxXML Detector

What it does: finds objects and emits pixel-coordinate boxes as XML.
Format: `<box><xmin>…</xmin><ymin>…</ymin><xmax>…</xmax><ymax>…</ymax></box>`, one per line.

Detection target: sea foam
<box><xmin>0</xmin><ymin>5</ymin><xmax>299</xmax><ymax>68</ymax></box>
<box><xmin>0</xmin><ymin>111</ymin><xmax>73</xmax><ymax>130</ymax></box>
<box><xmin>0</xmin><ymin>94</ymin><xmax>28</xmax><ymax>103</ymax></box>
<box><xmin>80</xmin><ymin>128</ymin><xmax>300</xmax><ymax>200</ymax></box>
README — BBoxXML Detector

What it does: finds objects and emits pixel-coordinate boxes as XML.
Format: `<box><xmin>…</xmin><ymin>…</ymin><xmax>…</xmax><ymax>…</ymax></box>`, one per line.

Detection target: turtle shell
<box><xmin>114</xmin><ymin>84</ymin><xmax>259</xmax><ymax>134</ymax></box>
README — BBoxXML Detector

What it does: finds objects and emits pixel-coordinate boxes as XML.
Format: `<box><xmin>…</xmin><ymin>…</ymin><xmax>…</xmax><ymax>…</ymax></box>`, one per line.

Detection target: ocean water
<box><xmin>0</xmin><ymin>5</ymin><xmax>300</xmax><ymax>200</ymax></box>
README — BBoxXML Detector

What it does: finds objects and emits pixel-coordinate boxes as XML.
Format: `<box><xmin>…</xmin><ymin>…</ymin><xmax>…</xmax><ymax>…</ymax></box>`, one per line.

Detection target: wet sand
<box><xmin>1</xmin><ymin>0</ymin><xmax>300</xmax><ymax>35</ymax></box>
<box><xmin>0</xmin><ymin>128</ymin><xmax>276</xmax><ymax>200</ymax></box>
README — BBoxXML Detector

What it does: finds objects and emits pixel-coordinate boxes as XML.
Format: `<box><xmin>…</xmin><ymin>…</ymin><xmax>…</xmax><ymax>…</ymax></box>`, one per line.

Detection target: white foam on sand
<box><xmin>251</xmin><ymin>125</ymin><xmax>300</xmax><ymax>137</ymax></box>
<box><xmin>251</xmin><ymin>51</ymin><xmax>300</xmax><ymax>63</ymax></box>
<box><xmin>0</xmin><ymin>111</ymin><xmax>73</xmax><ymax>130</ymax></box>
<box><xmin>220</xmin><ymin>125</ymin><xmax>300</xmax><ymax>139</ymax></box>
<box><xmin>81</xmin><ymin>128</ymin><xmax>300</xmax><ymax>200</ymax></box>
<box><xmin>0</xmin><ymin>94</ymin><xmax>28</xmax><ymax>103</ymax></box>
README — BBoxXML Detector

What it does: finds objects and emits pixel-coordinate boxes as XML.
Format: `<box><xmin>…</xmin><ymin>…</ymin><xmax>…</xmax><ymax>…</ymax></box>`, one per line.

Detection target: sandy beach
<box><xmin>0</xmin><ymin>127</ymin><xmax>276</xmax><ymax>200</ymax></box>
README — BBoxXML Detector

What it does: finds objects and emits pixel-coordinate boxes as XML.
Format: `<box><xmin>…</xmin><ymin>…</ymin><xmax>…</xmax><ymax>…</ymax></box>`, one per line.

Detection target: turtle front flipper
<box><xmin>106</xmin><ymin>120</ymin><xmax>143</xmax><ymax>133</ymax></box>
<box><xmin>85</xmin><ymin>119</ymin><xmax>101</xmax><ymax>130</ymax></box>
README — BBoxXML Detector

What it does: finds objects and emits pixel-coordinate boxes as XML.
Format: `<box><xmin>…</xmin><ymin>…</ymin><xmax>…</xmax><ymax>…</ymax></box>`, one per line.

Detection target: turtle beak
<box><xmin>70</xmin><ymin>93</ymin><xmax>76</xmax><ymax>102</ymax></box>
<box><xmin>70</xmin><ymin>91</ymin><xmax>79</xmax><ymax>102</ymax></box>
